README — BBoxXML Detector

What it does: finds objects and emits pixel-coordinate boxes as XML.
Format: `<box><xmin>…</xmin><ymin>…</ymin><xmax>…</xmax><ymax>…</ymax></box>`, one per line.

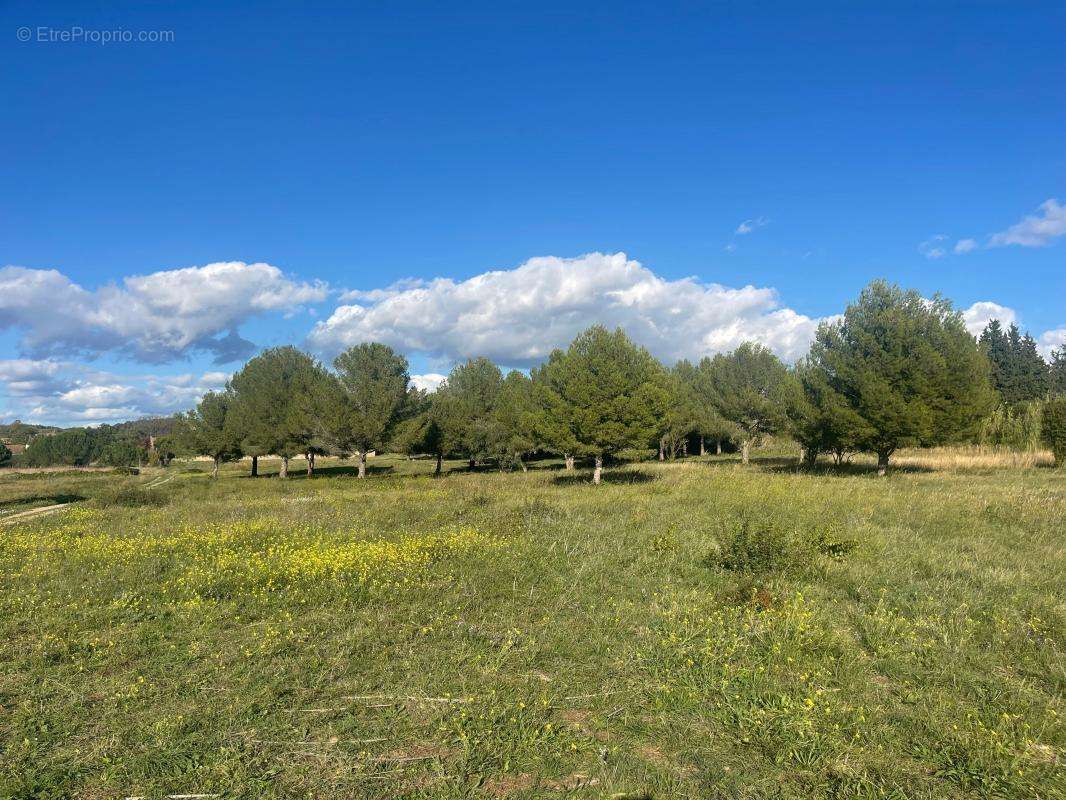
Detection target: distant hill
<box><xmin>0</xmin><ymin>420</ymin><xmax>62</xmax><ymax>444</ymax></box>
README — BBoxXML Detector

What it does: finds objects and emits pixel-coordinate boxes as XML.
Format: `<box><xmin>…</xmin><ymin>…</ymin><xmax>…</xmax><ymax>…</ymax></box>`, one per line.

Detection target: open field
<box><xmin>1</xmin><ymin>454</ymin><xmax>1063</xmax><ymax>799</ymax></box>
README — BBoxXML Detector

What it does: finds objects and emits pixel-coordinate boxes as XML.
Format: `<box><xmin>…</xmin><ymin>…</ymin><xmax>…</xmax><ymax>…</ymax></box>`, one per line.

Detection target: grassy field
<box><xmin>1</xmin><ymin>453</ymin><xmax>1063</xmax><ymax>799</ymax></box>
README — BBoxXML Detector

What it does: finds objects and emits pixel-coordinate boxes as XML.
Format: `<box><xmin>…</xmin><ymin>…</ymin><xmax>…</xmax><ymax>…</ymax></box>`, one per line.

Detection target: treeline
<box><xmin>178</xmin><ymin>280</ymin><xmax>1066</xmax><ymax>479</ymax></box>
<box><xmin>16</xmin><ymin>418</ymin><xmax>178</xmax><ymax>469</ymax></box>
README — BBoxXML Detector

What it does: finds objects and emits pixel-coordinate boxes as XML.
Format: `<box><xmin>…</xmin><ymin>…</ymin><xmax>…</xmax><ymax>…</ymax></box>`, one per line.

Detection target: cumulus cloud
<box><xmin>1038</xmin><ymin>328</ymin><xmax>1066</xmax><ymax>358</ymax></box>
<box><xmin>410</xmin><ymin>373</ymin><xmax>446</xmax><ymax>393</ymax></box>
<box><xmin>0</xmin><ymin>358</ymin><xmax>228</xmax><ymax>425</ymax></box>
<box><xmin>735</xmin><ymin>217</ymin><xmax>769</xmax><ymax>235</ymax></box>
<box><xmin>954</xmin><ymin>238</ymin><xmax>978</xmax><ymax>254</ymax></box>
<box><xmin>0</xmin><ymin>261</ymin><xmax>327</xmax><ymax>364</ymax></box>
<box><xmin>961</xmin><ymin>301</ymin><xmax>1017</xmax><ymax>337</ymax></box>
<box><xmin>989</xmin><ymin>199</ymin><xmax>1066</xmax><ymax>248</ymax></box>
<box><xmin>308</xmin><ymin>252</ymin><xmax>827</xmax><ymax>366</ymax></box>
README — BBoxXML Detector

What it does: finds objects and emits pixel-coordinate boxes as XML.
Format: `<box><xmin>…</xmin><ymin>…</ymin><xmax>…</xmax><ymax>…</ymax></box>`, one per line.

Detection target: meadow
<box><xmin>1</xmin><ymin>453</ymin><xmax>1062</xmax><ymax>799</ymax></box>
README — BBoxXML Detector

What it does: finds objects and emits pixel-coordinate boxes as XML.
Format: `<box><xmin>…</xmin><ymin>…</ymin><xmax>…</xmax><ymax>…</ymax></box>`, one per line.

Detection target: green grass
<box><xmin>1</xmin><ymin>455</ymin><xmax>1062</xmax><ymax>799</ymax></box>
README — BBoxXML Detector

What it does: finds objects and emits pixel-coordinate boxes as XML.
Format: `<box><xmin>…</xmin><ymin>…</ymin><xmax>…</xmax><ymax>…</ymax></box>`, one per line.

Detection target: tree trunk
<box><xmin>212</xmin><ymin>456</ymin><xmax>219</xmax><ymax>479</ymax></box>
<box><xmin>716</xmin><ymin>440</ymin><xmax>722</xmax><ymax>455</ymax></box>
<box><xmin>682</xmin><ymin>440</ymin><xmax>688</xmax><ymax>458</ymax></box>
<box><xmin>250</xmin><ymin>455</ymin><xmax>258</xmax><ymax>477</ymax></box>
<box><xmin>658</xmin><ymin>440</ymin><xmax>665</xmax><ymax>461</ymax></box>
<box><xmin>593</xmin><ymin>455</ymin><xmax>603</xmax><ymax>484</ymax></box>
<box><xmin>803</xmin><ymin>448</ymin><xmax>818</xmax><ymax>468</ymax></box>
<box><xmin>700</xmin><ymin>437</ymin><xmax>706</xmax><ymax>456</ymax></box>
<box><xmin>306</xmin><ymin>452</ymin><xmax>314</xmax><ymax>477</ymax></box>
<box><xmin>564</xmin><ymin>454</ymin><xmax>574</xmax><ymax>471</ymax></box>
<box><xmin>877</xmin><ymin>450</ymin><xmax>890</xmax><ymax>477</ymax></box>
<box><xmin>468</xmin><ymin>458</ymin><xmax>476</xmax><ymax>470</ymax></box>
<box><xmin>279</xmin><ymin>455</ymin><xmax>288</xmax><ymax>479</ymax></box>
<box><xmin>434</xmin><ymin>451</ymin><xmax>442</xmax><ymax>476</ymax></box>
<box><xmin>518</xmin><ymin>454</ymin><xmax>527</xmax><ymax>473</ymax></box>
<box><xmin>358</xmin><ymin>450</ymin><xmax>367</xmax><ymax>478</ymax></box>
<box><xmin>741</xmin><ymin>440</ymin><xmax>751</xmax><ymax>465</ymax></box>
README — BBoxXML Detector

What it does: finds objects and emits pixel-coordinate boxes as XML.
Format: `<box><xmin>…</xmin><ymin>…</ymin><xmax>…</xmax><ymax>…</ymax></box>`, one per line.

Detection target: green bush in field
<box><xmin>1042</xmin><ymin>397</ymin><xmax>1066</xmax><ymax>466</ymax></box>
<box><xmin>717</xmin><ymin>516</ymin><xmax>855</xmax><ymax>573</ymax></box>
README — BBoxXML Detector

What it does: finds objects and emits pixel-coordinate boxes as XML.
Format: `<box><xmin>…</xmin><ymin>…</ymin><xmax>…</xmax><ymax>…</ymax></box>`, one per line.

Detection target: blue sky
<box><xmin>2</xmin><ymin>1</ymin><xmax>1064</xmax><ymax>425</ymax></box>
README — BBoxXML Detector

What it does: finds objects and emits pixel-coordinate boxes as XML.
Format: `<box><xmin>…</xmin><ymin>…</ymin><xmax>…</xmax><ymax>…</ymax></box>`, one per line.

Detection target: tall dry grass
<box><xmin>892</xmin><ymin>445</ymin><xmax>1055</xmax><ymax>470</ymax></box>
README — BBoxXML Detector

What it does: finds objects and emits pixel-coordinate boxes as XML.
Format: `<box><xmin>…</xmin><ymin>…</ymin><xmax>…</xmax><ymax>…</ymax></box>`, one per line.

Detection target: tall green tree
<box><xmin>703</xmin><ymin>343</ymin><xmax>789</xmax><ymax>465</ymax></box>
<box><xmin>446</xmin><ymin>357</ymin><xmax>504</xmax><ymax>468</ymax></box>
<box><xmin>659</xmin><ymin>362</ymin><xmax>702</xmax><ymax>459</ymax></box>
<box><xmin>531</xmin><ymin>349</ymin><xmax>581</xmax><ymax>470</ymax></box>
<box><xmin>783</xmin><ymin>361</ymin><xmax>864</xmax><ymax>466</ymax></box>
<box><xmin>548</xmin><ymin>325</ymin><xmax>665</xmax><ymax>484</ymax></box>
<box><xmin>0</xmin><ymin>441</ymin><xmax>12</xmax><ymax>467</ymax></box>
<box><xmin>811</xmin><ymin>281</ymin><xmax>993</xmax><ymax>475</ymax></box>
<box><xmin>1048</xmin><ymin>345</ymin><xmax>1066</xmax><ymax>397</ymax></box>
<box><xmin>1042</xmin><ymin>397</ymin><xmax>1066</xmax><ymax>466</ymax></box>
<box><xmin>488</xmin><ymin>370</ymin><xmax>539</xmax><ymax>470</ymax></box>
<box><xmin>330</xmin><ymin>342</ymin><xmax>411</xmax><ymax>478</ymax></box>
<box><xmin>179</xmin><ymin>391</ymin><xmax>242</xmax><ymax>478</ymax></box>
<box><xmin>980</xmin><ymin>320</ymin><xmax>1050</xmax><ymax>404</ymax></box>
<box><xmin>226</xmin><ymin>346</ymin><xmax>332</xmax><ymax>478</ymax></box>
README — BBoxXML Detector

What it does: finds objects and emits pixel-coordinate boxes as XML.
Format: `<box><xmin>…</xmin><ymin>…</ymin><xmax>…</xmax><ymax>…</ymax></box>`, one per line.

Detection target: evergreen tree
<box><xmin>446</xmin><ymin>357</ymin><xmax>504</xmax><ymax>468</ymax></box>
<box><xmin>980</xmin><ymin>320</ymin><xmax>1050</xmax><ymax>403</ymax></box>
<box><xmin>331</xmin><ymin>342</ymin><xmax>411</xmax><ymax>478</ymax></box>
<box><xmin>226</xmin><ymin>346</ymin><xmax>331</xmax><ymax>478</ymax></box>
<box><xmin>1050</xmin><ymin>346</ymin><xmax>1066</xmax><ymax>397</ymax></box>
<box><xmin>783</xmin><ymin>361</ymin><xmax>863</xmax><ymax>466</ymax></box>
<box><xmin>703</xmin><ymin>343</ymin><xmax>789</xmax><ymax>465</ymax></box>
<box><xmin>812</xmin><ymin>281</ymin><xmax>993</xmax><ymax>475</ymax></box>
<box><xmin>179</xmin><ymin>391</ymin><xmax>242</xmax><ymax>478</ymax></box>
<box><xmin>0</xmin><ymin>441</ymin><xmax>11</xmax><ymax>467</ymax></box>
<box><xmin>659</xmin><ymin>362</ymin><xmax>702</xmax><ymax>459</ymax></box>
<box><xmin>530</xmin><ymin>349</ymin><xmax>581</xmax><ymax>470</ymax></box>
<box><xmin>548</xmin><ymin>325</ymin><xmax>665</xmax><ymax>484</ymax></box>
<box><xmin>488</xmin><ymin>371</ymin><xmax>539</xmax><ymax>470</ymax></box>
<box><xmin>1042</xmin><ymin>397</ymin><xmax>1066</xmax><ymax>466</ymax></box>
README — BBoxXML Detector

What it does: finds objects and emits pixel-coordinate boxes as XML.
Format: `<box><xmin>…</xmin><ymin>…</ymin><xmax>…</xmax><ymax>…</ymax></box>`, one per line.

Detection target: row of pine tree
<box><xmin>178</xmin><ymin>281</ymin><xmax>1066</xmax><ymax>479</ymax></box>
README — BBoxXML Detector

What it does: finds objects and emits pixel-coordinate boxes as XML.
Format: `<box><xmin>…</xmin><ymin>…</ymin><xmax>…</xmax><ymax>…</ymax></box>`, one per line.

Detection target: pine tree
<box><xmin>548</xmin><ymin>326</ymin><xmax>666</xmax><ymax>484</ymax></box>
<box><xmin>331</xmin><ymin>343</ymin><xmax>411</xmax><ymax>478</ymax></box>
<box><xmin>531</xmin><ymin>349</ymin><xmax>581</xmax><ymax>470</ymax></box>
<box><xmin>1050</xmin><ymin>346</ymin><xmax>1066</xmax><ymax>397</ymax></box>
<box><xmin>488</xmin><ymin>371</ymin><xmax>538</xmax><ymax>470</ymax></box>
<box><xmin>226</xmin><ymin>346</ymin><xmax>332</xmax><ymax>478</ymax></box>
<box><xmin>446</xmin><ymin>357</ymin><xmax>504</xmax><ymax>468</ymax></box>
<box><xmin>812</xmin><ymin>281</ymin><xmax>993</xmax><ymax>475</ymax></box>
<box><xmin>980</xmin><ymin>320</ymin><xmax>1050</xmax><ymax>404</ymax></box>
<box><xmin>1042</xmin><ymin>397</ymin><xmax>1066</xmax><ymax>466</ymax></box>
<box><xmin>178</xmin><ymin>391</ymin><xmax>243</xmax><ymax>478</ymax></box>
<box><xmin>703</xmin><ymin>343</ymin><xmax>789</xmax><ymax>465</ymax></box>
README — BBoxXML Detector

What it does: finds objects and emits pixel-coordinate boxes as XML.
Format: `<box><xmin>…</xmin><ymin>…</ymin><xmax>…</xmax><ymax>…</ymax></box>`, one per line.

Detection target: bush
<box><xmin>716</xmin><ymin>516</ymin><xmax>855</xmax><ymax>574</ymax></box>
<box><xmin>1042</xmin><ymin>397</ymin><xmax>1066</xmax><ymax>466</ymax></box>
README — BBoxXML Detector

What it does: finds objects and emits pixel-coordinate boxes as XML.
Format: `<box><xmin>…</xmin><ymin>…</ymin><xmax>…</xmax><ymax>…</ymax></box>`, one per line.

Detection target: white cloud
<box><xmin>954</xmin><ymin>238</ymin><xmax>978</xmax><ymax>254</ymax></box>
<box><xmin>0</xmin><ymin>358</ymin><xmax>228</xmax><ymax>426</ymax></box>
<box><xmin>410</xmin><ymin>373</ymin><xmax>446</xmax><ymax>393</ymax></box>
<box><xmin>735</xmin><ymin>217</ymin><xmax>769</xmax><ymax>235</ymax></box>
<box><xmin>961</xmin><ymin>301</ymin><xmax>1017</xmax><ymax>337</ymax></box>
<box><xmin>1038</xmin><ymin>328</ymin><xmax>1066</xmax><ymax>358</ymax></box>
<box><xmin>988</xmin><ymin>199</ymin><xmax>1066</xmax><ymax>248</ymax></box>
<box><xmin>308</xmin><ymin>252</ymin><xmax>827</xmax><ymax>366</ymax></box>
<box><xmin>918</xmin><ymin>235</ymin><xmax>948</xmax><ymax>259</ymax></box>
<box><xmin>0</xmin><ymin>262</ymin><xmax>327</xmax><ymax>364</ymax></box>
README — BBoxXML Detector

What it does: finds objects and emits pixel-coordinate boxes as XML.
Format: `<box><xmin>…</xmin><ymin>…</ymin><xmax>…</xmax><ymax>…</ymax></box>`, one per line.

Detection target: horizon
<box><xmin>3</xmin><ymin>2</ymin><xmax>1064</xmax><ymax>427</ymax></box>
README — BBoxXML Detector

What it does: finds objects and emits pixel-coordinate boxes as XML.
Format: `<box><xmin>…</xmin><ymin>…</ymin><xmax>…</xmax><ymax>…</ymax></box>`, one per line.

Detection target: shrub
<box><xmin>716</xmin><ymin>516</ymin><xmax>855</xmax><ymax>574</ymax></box>
<box><xmin>1042</xmin><ymin>397</ymin><xmax>1066</xmax><ymax>466</ymax></box>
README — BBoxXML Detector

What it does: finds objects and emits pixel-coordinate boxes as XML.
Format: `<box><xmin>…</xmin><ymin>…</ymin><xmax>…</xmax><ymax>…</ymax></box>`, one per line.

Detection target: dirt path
<box><xmin>0</xmin><ymin>502</ymin><xmax>73</xmax><ymax>525</ymax></box>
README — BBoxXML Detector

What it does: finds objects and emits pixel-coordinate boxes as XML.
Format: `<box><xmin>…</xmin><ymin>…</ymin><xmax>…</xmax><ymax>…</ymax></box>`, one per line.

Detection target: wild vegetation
<box><xmin>1</xmin><ymin>451</ymin><xmax>1062</xmax><ymax>799</ymax></box>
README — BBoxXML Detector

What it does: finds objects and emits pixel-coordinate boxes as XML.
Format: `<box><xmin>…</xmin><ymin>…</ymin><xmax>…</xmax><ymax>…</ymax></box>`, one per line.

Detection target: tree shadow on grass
<box><xmin>295</xmin><ymin>464</ymin><xmax>397</xmax><ymax>479</ymax></box>
<box><xmin>551</xmin><ymin>469</ymin><xmax>661</xmax><ymax>486</ymax></box>
<box><xmin>0</xmin><ymin>493</ymin><xmax>85</xmax><ymax>509</ymax></box>
<box><xmin>759</xmin><ymin>461</ymin><xmax>935</xmax><ymax>477</ymax></box>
